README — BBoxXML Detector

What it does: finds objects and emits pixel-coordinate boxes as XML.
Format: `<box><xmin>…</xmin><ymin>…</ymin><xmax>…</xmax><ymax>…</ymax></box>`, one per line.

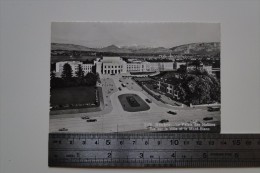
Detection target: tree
<box><xmin>50</xmin><ymin>71</ymin><xmax>56</xmax><ymax>80</ymax></box>
<box><xmin>75</xmin><ymin>64</ymin><xmax>84</xmax><ymax>78</ymax></box>
<box><xmin>91</xmin><ymin>64</ymin><xmax>96</xmax><ymax>74</ymax></box>
<box><xmin>177</xmin><ymin>65</ymin><xmax>187</xmax><ymax>79</ymax></box>
<box><xmin>61</xmin><ymin>63</ymin><xmax>73</xmax><ymax>80</ymax></box>
<box><xmin>84</xmin><ymin>72</ymin><xmax>97</xmax><ymax>86</ymax></box>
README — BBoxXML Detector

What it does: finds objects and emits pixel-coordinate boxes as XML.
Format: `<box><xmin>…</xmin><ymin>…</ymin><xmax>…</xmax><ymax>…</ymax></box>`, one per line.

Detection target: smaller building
<box><xmin>55</xmin><ymin>61</ymin><xmax>93</xmax><ymax>77</ymax></box>
<box><xmin>157</xmin><ymin>79</ymin><xmax>184</xmax><ymax>101</ymax></box>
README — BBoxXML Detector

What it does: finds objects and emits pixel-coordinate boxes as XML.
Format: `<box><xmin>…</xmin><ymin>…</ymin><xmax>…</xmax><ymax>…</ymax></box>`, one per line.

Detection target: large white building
<box><xmin>95</xmin><ymin>57</ymin><xmax>127</xmax><ymax>75</ymax></box>
<box><xmin>150</xmin><ymin>62</ymin><xmax>174</xmax><ymax>71</ymax></box>
<box><xmin>55</xmin><ymin>56</ymin><xmax>174</xmax><ymax>77</ymax></box>
<box><xmin>126</xmin><ymin>59</ymin><xmax>151</xmax><ymax>72</ymax></box>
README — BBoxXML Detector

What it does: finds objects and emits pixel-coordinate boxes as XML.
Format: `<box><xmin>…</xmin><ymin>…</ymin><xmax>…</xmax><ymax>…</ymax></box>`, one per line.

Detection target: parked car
<box><xmin>207</xmin><ymin>106</ymin><xmax>220</xmax><ymax>112</ymax></box>
<box><xmin>87</xmin><ymin>119</ymin><xmax>97</xmax><ymax>122</ymax></box>
<box><xmin>58</xmin><ymin>128</ymin><xmax>68</xmax><ymax>131</ymax></box>
<box><xmin>159</xmin><ymin>119</ymin><xmax>169</xmax><ymax>123</ymax></box>
<box><xmin>145</xmin><ymin>98</ymin><xmax>152</xmax><ymax>103</ymax></box>
<box><xmin>121</xmin><ymin>83</ymin><xmax>126</xmax><ymax>87</ymax></box>
<box><xmin>81</xmin><ymin>116</ymin><xmax>89</xmax><ymax>120</ymax></box>
<box><xmin>167</xmin><ymin>111</ymin><xmax>177</xmax><ymax>115</ymax></box>
<box><xmin>203</xmin><ymin>117</ymin><xmax>213</xmax><ymax>121</ymax></box>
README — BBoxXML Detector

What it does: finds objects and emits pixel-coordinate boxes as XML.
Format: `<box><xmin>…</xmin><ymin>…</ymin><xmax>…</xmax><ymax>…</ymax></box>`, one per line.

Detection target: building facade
<box><xmin>95</xmin><ymin>57</ymin><xmax>127</xmax><ymax>75</ymax></box>
<box><xmin>157</xmin><ymin>81</ymin><xmax>183</xmax><ymax>100</ymax></box>
<box><xmin>126</xmin><ymin>59</ymin><xmax>151</xmax><ymax>72</ymax></box>
<box><xmin>55</xmin><ymin>61</ymin><xmax>93</xmax><ymax>77</ymax></box>
<box><xmin>55</xmin><ymin>56</ymin><xmax>175</xmax><ymax>77</ymax></box>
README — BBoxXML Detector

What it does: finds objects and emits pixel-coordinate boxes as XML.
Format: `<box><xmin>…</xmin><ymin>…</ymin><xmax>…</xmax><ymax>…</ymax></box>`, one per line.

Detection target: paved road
<box><xmin>50</xmin><ymin>74</ymin><xmax>220</xmax><ymax>133</ymax></box>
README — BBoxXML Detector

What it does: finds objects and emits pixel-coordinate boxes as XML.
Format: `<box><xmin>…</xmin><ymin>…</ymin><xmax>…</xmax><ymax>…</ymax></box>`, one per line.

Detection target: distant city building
<box><xmin>186</xmin><ymin>62</ymin><xmax>213</xmax><ymax>75</ymax></box>
<box><xmin>174</xmin><ymin>61</ymin><xmax>213</xmax><ymax>75</ymax></box>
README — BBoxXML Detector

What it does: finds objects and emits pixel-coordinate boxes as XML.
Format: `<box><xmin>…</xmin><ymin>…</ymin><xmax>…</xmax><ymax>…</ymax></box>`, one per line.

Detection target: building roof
<box><xmin>101</xmin><ymin>57</ymin><xmax>122</xmax><ymax>63</ymax></box>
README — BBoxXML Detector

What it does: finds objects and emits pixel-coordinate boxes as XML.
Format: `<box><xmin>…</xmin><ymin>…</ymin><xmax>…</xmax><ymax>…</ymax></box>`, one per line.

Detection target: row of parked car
<box><xmin>58</xmin><ymin>116</ymin><xmax>97</xmax><ymax>131</ymax></box>
<box><xmin>81</xmin><ymin>116</ymin><xmax>97</xmax><ymax>122</ymax></box>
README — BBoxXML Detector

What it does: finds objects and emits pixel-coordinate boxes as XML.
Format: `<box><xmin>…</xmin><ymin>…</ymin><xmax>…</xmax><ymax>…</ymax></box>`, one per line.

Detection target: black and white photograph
<box><xmin>49</xmin><ymin>22</ymin><xmax>221</xmax><ymax>133</ymax></box>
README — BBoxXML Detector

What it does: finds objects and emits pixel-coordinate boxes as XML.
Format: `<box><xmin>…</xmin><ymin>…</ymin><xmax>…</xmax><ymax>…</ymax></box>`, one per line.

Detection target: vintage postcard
<box><xmin>49</xmin><ymin>22</ymin><xmax>221</xmax><ymax>133</ymax></box>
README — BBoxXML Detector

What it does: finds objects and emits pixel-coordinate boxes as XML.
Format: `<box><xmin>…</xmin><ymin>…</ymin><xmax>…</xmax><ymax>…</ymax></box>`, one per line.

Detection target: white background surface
<box><xmin>0</xmin><ymin>0</ymin><xmax>260</xmax><ymax>172</ymax></box>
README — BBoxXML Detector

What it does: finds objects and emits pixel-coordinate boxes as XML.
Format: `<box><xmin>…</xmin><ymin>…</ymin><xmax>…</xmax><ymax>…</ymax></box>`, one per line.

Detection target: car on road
<box><xmin>121</xmin><ymin>83</ymin><xmax>126</xmax><ymax>87</ymax></box>
<box><xmin>145</xmin><ymin>98</ymin><xmax>152</xmax><ymax>103</ymax></box>
<box><xmin>159</xmin><ymin>119</ymin><xmax>169</xmax><ymax>123</ymax></box>
<box><xmin>87</xmin><ymin>119</ymin><xmax>97</xmax><ymax>122</ymax></box>
<box><xmin>118</xmin><ymin>87</ymin><xmax>122</xmax><ymax>91</ymax></box>
<box><xmin>58</xmin><ymin>128</ymin><xmax>68</xmax><ymax>131</ymax></box>
<box><xmin>207</xmin><ymin>106</ymin><xmax>220</xmax><ymax>112</ymax></box>
<box><xmin>81</xmin><ymin>116</ymin><xmax>89</xmax><ymax>120</ymax></box>
<box><xmin>203</xmin><ymin>117</ymin><xmax>213</xmax><ymax>121</ymax></box>
<box><xmin>167</xmin><ymin>111</ymin><xmax>177</xmax><ymax>115</ymax></box>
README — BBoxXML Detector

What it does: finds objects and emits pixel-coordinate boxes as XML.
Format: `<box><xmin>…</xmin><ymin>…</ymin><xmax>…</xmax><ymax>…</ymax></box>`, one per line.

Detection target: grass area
<box><xmin>50</xmin><ymin>86</ymin><xmax>98</xmax><ymax>110</ymax></box>
<box><xmin>118</xmin><ymin>94</ymin><xmax>150</xmax><ymax>112</ymax></box>
<box><xmin>126</xmin><ymin>96</ymin><xmax>140</xmax><ymax>107</ymax></box>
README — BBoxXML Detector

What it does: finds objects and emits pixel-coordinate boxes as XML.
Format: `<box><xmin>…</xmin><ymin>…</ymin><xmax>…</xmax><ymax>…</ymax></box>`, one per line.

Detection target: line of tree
<box><xmin>50</xmin><ymin>63</ymin><xmax>99</xmax><ymax>89</ymax></box>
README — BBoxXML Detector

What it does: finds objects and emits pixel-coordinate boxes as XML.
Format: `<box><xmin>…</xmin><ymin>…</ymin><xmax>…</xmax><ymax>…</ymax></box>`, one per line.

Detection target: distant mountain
<box><xmin>51</xmin><ymin>42</ymin><xmax>220</xmax><ymax>56</ymax></box>
<box><xmin>51</xmin><ymin>43</ymin><xmax>172</xmax><ymax>54</ymax></box>
<box><xmin>171</xmin><ymin>42</ymin><xmax>220</xmax><ymax>55</ymax></box>
<box><xmin>51</xmin><ymin>43</ymin><xmax>95</xmax><ymax>51</ymax></box>
<box><xmin>98</xmin><ymin>45</ymin><xmax>132</xmax><ymax>53</ymax></box>
<box><xmin>135</xmin><ymin>47</ymin><xmax>171</xmax><ymax>54</ymax></box>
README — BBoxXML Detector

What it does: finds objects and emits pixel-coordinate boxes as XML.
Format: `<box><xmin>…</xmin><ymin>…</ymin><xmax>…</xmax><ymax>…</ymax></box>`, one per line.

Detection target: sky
<box><xmin>51</xmin><ymin>22</ymin><xmax>220</xmax><ymax>48</ymax></box>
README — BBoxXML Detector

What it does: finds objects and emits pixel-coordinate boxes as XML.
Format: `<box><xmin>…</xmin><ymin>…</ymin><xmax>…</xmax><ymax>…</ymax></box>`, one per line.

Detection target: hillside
<box><xmin>51</xmin><ymin>43</ymin><xmax>172</xmax><ymax>54</ymax></box>
<box><xmin>51</xmin><ymin>43</ymin><xmax>95</xmax><ymax>51</ymax></box>
<box><xmin>171</xmin><ymin>42</ymin><xmax>220</xmax><ymax>55</ymax></box>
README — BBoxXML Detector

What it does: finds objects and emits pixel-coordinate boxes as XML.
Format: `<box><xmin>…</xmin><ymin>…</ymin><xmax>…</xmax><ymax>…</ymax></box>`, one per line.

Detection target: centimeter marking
<box><xmin>49</xmin><ymin>133</ymin><xmax>260</xmax><ymax>168</ymax></box>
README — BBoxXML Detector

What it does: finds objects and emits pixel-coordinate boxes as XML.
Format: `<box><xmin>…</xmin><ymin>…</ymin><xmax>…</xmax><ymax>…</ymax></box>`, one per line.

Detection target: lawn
<box><xmin>118</xmin><ymin>94</ymin><xmax>150</xmax><ymax>112</ymax></box>
<box><xmin>50</xmin><ymin>86</ymin><xmax>98</xmax><ymax>110</ymax></box>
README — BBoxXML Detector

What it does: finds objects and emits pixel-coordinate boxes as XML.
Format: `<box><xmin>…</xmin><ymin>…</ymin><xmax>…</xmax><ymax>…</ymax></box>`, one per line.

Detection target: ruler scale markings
<box><xmin>49</xmin><ymin>133</ymin><xmax>260</xmax><ymax>167</ymax></box>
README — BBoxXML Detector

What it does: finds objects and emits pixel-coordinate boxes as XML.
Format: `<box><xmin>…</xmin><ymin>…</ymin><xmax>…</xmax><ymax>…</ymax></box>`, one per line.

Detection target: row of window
<box><xmin>103</xmin><ymin>65</ymin><xmax>122</xmax><ymax>69</ymax></box>
<box><xmin>103</xmin><ymin>69</ymin><xmax>122</xmax><ymax>74</ymax></box>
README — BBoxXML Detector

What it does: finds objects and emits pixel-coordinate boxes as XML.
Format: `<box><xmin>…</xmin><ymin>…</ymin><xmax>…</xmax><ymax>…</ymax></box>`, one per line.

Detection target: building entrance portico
<box><xmin>95</xmin><ymin>56</ymin><xmax>127</xmax><ymax>75</ymax></box>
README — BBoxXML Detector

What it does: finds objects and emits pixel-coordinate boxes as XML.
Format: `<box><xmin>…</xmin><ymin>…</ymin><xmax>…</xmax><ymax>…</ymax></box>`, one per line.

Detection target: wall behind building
<box><xmin>0</xmin><ymin>0</ymin><xmax>260</xmax><ymax>173</ymax></box>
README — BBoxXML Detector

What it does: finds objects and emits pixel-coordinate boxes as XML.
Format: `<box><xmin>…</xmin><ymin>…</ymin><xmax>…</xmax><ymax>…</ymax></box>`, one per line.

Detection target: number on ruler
<box><xmin>107</xmin><ymin>152</ymin><xmax>112</xmax><ymax>158</ymax></box>
<box><xmin>139</xmin><ymin>153</ymin><xmax>144</xmax><ymax>158</ymax></box>
<box><xmin>170</xmin><ymin>140</ymin><xmax>179</xmax><ymax>145</ymax></box>
<box><xmin>106</xmin><ymin>140</ymin><xmax>111</xmax><ymax>145</ymax></box>
<box><xmin>232</xmin><ymin>140</ymin><xmax>241</xmax><ymax>145</ymax></box>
